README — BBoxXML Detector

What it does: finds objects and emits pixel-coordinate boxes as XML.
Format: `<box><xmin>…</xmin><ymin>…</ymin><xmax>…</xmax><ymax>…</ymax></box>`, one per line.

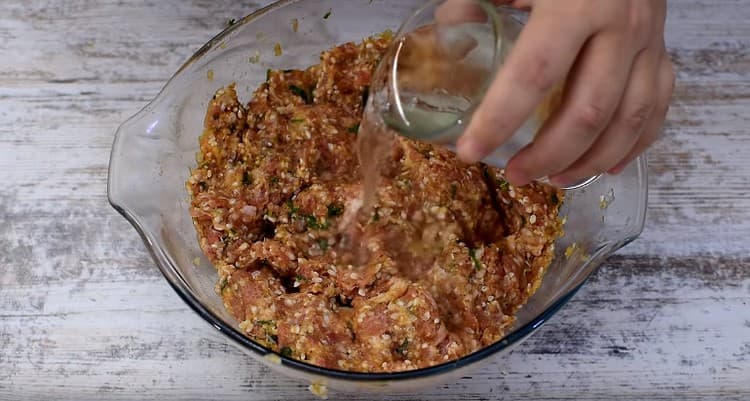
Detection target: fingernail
<box><xmin>608</xmin><ymin>161</ymin><xmax>627</xmax><ymax>175</ymax></box>
<box><xmin>456</xmin><ymin>136</ymin><xmax>486</xmax><ymax>164</ymax></box>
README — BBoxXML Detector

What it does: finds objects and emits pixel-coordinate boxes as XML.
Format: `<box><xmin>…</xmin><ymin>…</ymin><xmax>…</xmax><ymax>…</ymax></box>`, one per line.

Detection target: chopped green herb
<box><xmin>269</xmin><ymin>176</ymin><xmax>280</xmax><ymax>184</ymax></box>
<box><xmin>280</xmin><ymin>346</ymin><xmax>293</xmax><ymax>357</ymax></box>
<box><xmin>242</xmin><ymin>171</ymin><xmax>252</xmax><ymax>186</ymax></box>
<box><xmin>327</xmin><ymin>202</ymin><xmax>344</xmax><ymax>217</ymax></box>
<box><xmin>372</xmin><ymin>208</ymin><xmax>380</xmax><ymax>222</ymax></box>
<box><xmin>497</xmin><ymin>178</ymin><xmax>510</xmax><ymax>191</ymax></box>
<box><xmin>317</xmin><ymin>238</ymin><xmax>329</xmax><ymax>251</ymax></box>
<box><xmin>268</xmin><ymin>334</ymin><xmax>278</xmax><ymax>344</ymax></box>
<box><xmin>290</xmin><ymin>117</ymin><xmax>306</xmax><ymax>123</ymax></box>
<box><xmin>450</xmin><ymin>182</ymin><xmax>458</xmax><ymax>198</ymax></box>
<box><xmin>323</xmin><ymin>9</ymin><xmax>332</xmax><ymax>19</ymax></box>
<box><xmin>295</xmin><ymin>273</ymin><xmax>307</xmax><ymax>282</ymax></box>
<box><xmin>305</xmin><ymin>215</ymin><xmax>329</xmax><ymax>230</ymax></box>
<box><xmin>256</xmin><ymin>319</ymin><xmax>275</xmax><ymax>327</ymax></box>
<box><xmin>551</xmin><ymin>192</ymin><xmax>560</xmax><ymax>206</ymax></box>
<box><xmin>227</xmin><ymin>18</ymin><xmax>237</xmax><ymax>27</ymax></box>
<box><xmin>347</xmin><ymin>123</ymin><xmax>360</xmax><ymax>134</ymax></box>
<box><xmin>469</xmin><ymin>248</ymin><xmax>482</xmax><ymax>270</ymax></box>
<box><xmin>219</xmin><ymin>277</ymin><xmax>229</xmax><ymax>292</ymax></box>
<box><xmin>305</xmin><ymin>215</ymin><xmax>318</xmax><ymax>229</ymax></box>
<box><xmin>289</xmin><ymin>84</ymin><xmax>311</xmax><ymax>104</ymax></box>
<box><xmin>397</xmin><ymin>338</ymin><xmax>409</xmax><ymax>357</ymax></box>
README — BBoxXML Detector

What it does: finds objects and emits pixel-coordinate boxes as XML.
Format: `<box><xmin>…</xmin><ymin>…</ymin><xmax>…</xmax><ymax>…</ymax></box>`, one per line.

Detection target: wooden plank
<box><xmin>1</xmin><ymin>0</ymin><xmax>749</xmax><ymax>399</ymax></box>
<box><xmin>0</xmin><ymin>256</ymin><xmax>748</xmax><ymax>400</ymax></box>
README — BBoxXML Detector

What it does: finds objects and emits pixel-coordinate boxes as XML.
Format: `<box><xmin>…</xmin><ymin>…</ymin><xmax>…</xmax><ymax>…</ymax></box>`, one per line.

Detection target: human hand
<box><xmin>441</xmin><ymin>0</ymin><xmax>675</xmax><ymax>187</ymax></box>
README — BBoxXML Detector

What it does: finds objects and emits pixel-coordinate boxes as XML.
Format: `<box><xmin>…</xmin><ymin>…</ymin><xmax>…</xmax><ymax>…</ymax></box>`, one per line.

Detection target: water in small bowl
<box><xmin>362</xmin><ymin>0</ymin><xmax>600</xmax><ymax>190</ymax></box>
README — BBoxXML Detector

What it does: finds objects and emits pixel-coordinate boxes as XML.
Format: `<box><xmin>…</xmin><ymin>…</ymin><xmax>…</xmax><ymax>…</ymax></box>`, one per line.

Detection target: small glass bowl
<box><xmin>107</xmin><ymin>0</ymin><xmax>647</xmax><ymax>394</ymax></box>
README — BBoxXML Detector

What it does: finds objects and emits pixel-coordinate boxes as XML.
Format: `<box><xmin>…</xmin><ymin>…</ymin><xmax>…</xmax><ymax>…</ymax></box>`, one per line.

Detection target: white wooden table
<box><xmin>1</xmin><ymin>1</ymin><xmax>749</xmax><ymax>400</ymax></box>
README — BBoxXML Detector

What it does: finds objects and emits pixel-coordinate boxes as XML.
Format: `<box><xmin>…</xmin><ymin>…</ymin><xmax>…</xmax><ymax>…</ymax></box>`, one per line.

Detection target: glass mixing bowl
<box><xmin>107</xmin><ymin>0</ymin><xmax>648</xmax><ymax>394</ymax></box>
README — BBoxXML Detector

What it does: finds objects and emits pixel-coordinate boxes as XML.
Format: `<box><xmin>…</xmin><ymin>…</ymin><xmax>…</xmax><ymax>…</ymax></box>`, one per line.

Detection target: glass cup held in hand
<box><xmin>368</xmin><ymin>0</ymin><xmax>601</xmax><ymax>190</ymax></box>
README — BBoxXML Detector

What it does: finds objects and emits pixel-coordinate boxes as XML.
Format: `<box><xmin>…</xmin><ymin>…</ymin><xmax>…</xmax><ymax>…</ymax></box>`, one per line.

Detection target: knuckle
<box><xmin>513</xmin><ymin>54</ymin><xmax>557</xmax><ymax>94</ymax></box>
<box><xmin>572</xmin><ymin>103</ymin><xmax>610</xmax><ymax>134</ymax></box>
<box><xmin>625</xmin><ymin>4</ymin><xmax>653</xmax><ymax>40</ymax></box>
<box><xmin>622</xmin><ymin>102</ymin><xmax>655</xmax><ymax>132</ymax></box>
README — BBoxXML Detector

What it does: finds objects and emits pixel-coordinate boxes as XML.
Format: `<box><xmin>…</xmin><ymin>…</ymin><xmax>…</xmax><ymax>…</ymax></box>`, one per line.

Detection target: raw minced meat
<box><xmin>186</xmin><ymin>32</ymin><xmax>563</xmax><ymax>372</ymax></box>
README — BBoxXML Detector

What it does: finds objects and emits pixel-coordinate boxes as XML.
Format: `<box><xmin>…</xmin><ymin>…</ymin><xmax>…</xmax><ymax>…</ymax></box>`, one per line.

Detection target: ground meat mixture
<box><xmin>186</xmin><ymin>33</ymin><xmax>564</xmax><ymax>373</ymax></box>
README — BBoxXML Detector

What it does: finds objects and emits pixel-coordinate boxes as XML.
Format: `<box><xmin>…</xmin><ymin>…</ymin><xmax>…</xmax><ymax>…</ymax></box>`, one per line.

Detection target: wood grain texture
<box><xmin>1</xmin><ymin>0</ymin><xmax>749</xmax><ymax>400</ymax></box>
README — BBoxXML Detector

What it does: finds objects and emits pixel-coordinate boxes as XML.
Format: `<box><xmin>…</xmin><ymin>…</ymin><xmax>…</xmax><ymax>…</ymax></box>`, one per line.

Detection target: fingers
<box><xmin>504</xmin><ymin>29</ymin><xmax>637</xmax><ymax>186</ymax></box>
<box><xmin>609</xmin><ymin>56</ymin><xmax>676</xmax><ymax>174</ymax></box>
<box><xmin>456</xmin><ymin>3</ymin><xmax>592</xmax><ymax>164</ymax></box>
<box><xmin>547</xmin><ymin>46</ymin><xmax>663</xmax><ymax>186</ymax></box>
<box><xmin>449</xmin><ymin>0</ymin><xmax>671</xmax><ymax>185</ymax></box>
